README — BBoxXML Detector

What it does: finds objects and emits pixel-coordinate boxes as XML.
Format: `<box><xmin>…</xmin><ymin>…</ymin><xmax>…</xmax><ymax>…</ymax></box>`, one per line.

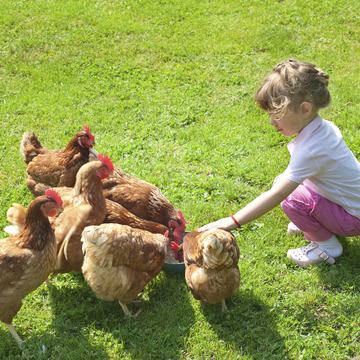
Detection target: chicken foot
<box><xmin>5</xmin><ymin>323</ymin><xmax>24</xmax><ymax>348</ymax></box>
<box><xmin>118</xmin><ymin>301</ymin><xmax>141</xmax><ymax>318</ymax></box>
<box><xmin>199</xmin><ymin>299</ymin><xmax>228</xmax><ymax>312</ymax></box>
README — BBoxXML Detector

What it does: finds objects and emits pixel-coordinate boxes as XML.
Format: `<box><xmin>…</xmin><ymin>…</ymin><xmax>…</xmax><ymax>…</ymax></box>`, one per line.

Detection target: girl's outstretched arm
<box><xmin>198</xmin><ymin>176</ymin><xmax>299</xmax><ymax>232</ymax></box>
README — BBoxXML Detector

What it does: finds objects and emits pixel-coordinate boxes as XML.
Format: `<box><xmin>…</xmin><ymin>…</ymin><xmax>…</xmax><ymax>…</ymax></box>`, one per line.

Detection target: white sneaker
<box><xmin>287</xmin><ymin>242</ymin><xmax>336</xmax><ymax>268</ymax></box>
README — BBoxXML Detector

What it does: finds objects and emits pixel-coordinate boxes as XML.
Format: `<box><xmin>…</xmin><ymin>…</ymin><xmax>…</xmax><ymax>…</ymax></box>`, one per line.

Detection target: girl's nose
<box><xmin>269</xmin><ymin>118</ymin><xmax>277</xmax><ymax>126</ymax></box>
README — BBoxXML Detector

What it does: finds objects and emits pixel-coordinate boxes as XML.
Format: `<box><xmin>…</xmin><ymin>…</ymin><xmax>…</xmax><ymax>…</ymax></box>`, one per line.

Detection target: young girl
<box><xmin>198</xmin><ymin>59</ymin><xmax>360</xmax><ymax>268</ymax></box>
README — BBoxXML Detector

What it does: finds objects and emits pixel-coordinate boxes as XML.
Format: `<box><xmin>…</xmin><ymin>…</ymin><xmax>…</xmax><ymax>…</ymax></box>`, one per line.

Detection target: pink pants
<box><xmin>281</xmin><ymin>184</ymin><xmax>360</xmax><ymax>242</ymax></box>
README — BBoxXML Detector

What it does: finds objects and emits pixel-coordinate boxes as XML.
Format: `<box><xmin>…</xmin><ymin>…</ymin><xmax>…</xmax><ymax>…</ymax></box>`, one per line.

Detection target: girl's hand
<box><xmin>197</xmin><ymin>217</ymin><xmax>238</xmax><ymax>232</ymax></box>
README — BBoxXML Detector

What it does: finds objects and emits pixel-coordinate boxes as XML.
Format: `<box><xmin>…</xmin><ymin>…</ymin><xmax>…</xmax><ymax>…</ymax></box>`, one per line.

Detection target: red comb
<box><xmin>97</xmin><ymin>153</ymin><xmax>114</xmax><ymax>172</ymax></box>
<box><xmin>82</xmin><ymin>125</ymin><xmax>95</xmax><ymax>142</ymax></box>
<box><xmin>45</xmin><ymin>189</ymin><xmax>63</xmax><ymax>207</ymax></box>
<box><xmin>164</xmin><ymin>230</ymin><xmax>169</xmax><ymax>238</ymax></box>
<box><xmin>177</xmin><ymin>210</ymin><xmax>188</xmax><ymax>231</ymax></box>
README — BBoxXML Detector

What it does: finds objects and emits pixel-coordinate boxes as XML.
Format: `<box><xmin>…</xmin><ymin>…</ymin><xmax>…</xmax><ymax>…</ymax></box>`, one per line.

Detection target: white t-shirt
<box><xmin>283</xmin><ymin>115</ymin><xmax>360</xmax><ymax>218</ymax></box>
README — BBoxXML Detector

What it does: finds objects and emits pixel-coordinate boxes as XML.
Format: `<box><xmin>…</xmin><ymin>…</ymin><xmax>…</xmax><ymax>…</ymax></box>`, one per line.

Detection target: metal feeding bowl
<box><xmin>162</xmin><ymin>232</ymin><xmax>189</xmax><ymax>274</ymax></box>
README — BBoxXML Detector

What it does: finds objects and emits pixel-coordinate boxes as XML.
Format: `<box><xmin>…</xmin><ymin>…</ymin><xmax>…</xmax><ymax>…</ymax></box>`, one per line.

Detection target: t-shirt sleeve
<box><xmin>283</xmin><ymin>148</ymin><xmax>321</xmax><ymax>184</ymax></box>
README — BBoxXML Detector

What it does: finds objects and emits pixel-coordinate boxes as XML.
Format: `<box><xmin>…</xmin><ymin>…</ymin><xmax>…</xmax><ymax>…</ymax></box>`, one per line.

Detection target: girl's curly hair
<box><xmin>254</xmin><ymin>59</ymin><xmax>331</xmax><ymax>120</ymax></box>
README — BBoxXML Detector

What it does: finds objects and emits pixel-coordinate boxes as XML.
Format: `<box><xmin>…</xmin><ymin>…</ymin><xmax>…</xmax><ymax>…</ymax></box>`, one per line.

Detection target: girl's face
<box><xmin>269</xmin><ymin>106</ymin><xmax>312</xmax><ymax>137</ymax></box>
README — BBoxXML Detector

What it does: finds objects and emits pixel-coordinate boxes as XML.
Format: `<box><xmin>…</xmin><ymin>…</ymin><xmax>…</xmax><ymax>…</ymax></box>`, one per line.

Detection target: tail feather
<box><xmin>20</xmin><ymin>131</ymin><xmax>43</xmax><ymax>164</ymax></box>
<box><xmin>4</xmin><ymin>225</ymin><xmax>21</xmax><ymax>236</ymax></box>
<box><xmin>201</xmin><ymin>230</ymin><xmax>239</xmax><ymax>269</ymax></box>
<box><xmin>4</xmin><ymin>203</ymin><xmax>26</xmax><ymax>234</ymax></box>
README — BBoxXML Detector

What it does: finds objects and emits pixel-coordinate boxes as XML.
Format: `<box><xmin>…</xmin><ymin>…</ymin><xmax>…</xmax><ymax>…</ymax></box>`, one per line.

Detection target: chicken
<box><xmin>26</xmin><ymin>161</ymin><xmax>176</xmax><ymax>240</ymax></box>
<box><xmin>21</xmin><ymin>125</ymin><xmax>96</xmax><ymax>197</ymax></box>
<box><xmin>104</xmin><ymin>199</ymin><xmax>175</xmax><ymax>239</ymax></box>
<box><xmin>5</xmin><ymin>154</ymin><xmax>114</xmax><ymax>275</ymax></box>
<box><xmin>27</xmin><ymin>190</ymin><xmax>176</xmax><ymax>240</ymax></box>
<box><xmin>81</xmin><ymin>223</ymin><xmax>169</xmax><ymax>317</ymax></box>
<box><xmin>102</xmin><ymin>165</ymin><xmax>187</xmax><ymax>243</ymax></box>
<box><xmin>182</xmin><ymin>229</ymin><xmax>240</xmax><ymax>312</ymax></box>
<box><xmin>50</xmin><ymin>153</ymin><xmax>114</xmax><ymax>274</ymax></box>
<box><xmin>0</xmin><ymin>189</ymin><xmax>63</xmax><ymax>348</ymax></box>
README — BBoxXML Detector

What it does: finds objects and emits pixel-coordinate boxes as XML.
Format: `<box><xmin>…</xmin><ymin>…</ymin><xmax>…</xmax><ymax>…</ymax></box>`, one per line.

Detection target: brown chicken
<box><xmin>81</xmin><ymin>223</ymin><xmax>169</xmax><ymax>317</ymax></box>
<box><xmin>21</xmin><ymin>125</ymin><xmax>96</xmax><ymax>197</ymax></box>
<box><xmin>182</xmin><ymin>229</ymin><xmax>240</xmax><ymax>312</ymax></box>
<box><xmin>5</xmin><ymin>154</ymin><xmax>114</xmax><ymax>275</ymax></box>
<box><xmin>104</xmin><ymin>199</ymin><xmax>174</xmax><ymax>238</ymax></box>
<box><xmin>0</xmin><ymin>189</ymin><xmax>63</xmax><ymax>347</ymax></box>
<box><xmin>101</xmin><ymin>165</ymin><xmax>187</xmax><ymax>243</ymax></box>
<box><xmin>26</xmin><ymin>159</ymin><xmax>174</xmax><ymax>245</ymax></box>
<box><xmin>50</xmin><ymin>153</ymin><xmax>114</xmax><ymax>274</ymax></box>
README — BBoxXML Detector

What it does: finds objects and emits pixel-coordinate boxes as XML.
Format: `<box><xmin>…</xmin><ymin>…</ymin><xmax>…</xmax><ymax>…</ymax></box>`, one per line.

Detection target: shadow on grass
<box><xmin>200</xmin><ymin>289</ymin><xmax>286</xmax><ymax>360</ymax></box>
<box><xmin>0</xmin><ymin>273</ymin><xmax>110</xmax><ymax>360</ymax></box>
<box><xmin>46</xmin><ymin>271</ymin><xmax>195</xmax><ymax>359</ymax></box>
<box><xmin>313</xmin><ymin>237</ymin><xmax>360</xmax><ymax>291</ymax></box>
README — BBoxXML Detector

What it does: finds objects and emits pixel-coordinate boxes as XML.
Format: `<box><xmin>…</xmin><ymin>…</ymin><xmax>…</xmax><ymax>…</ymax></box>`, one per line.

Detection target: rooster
<box><xmin>0</xmin><ymin>189</ymin><xmax>63</xmax><ymax>348</ymax></box>
<box><xmin>182</xmin><ymin>229</ymin><xmax>240</xmax><ymax>312</ymax></box>
<box><xmin>101</xmin><ymin>165</ymin><xmax>187</xmax><ymax>243</ymax></box>
<box><xmin>81</xmin><ymin>223</ymin><xmax>169</xmax><ymax>317</ymax></box>
<box><xmin>21</xmin><ymin>125</ymin><xmax>96</xmax><ymax>197</ymax></box>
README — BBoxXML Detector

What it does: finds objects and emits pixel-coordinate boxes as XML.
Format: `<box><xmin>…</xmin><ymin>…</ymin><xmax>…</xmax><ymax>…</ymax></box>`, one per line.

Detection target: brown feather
<box><xmin>102</xmin><ymin>166</ymin><xmax>180</xmax><ymax>227</ymax></box>
<box><xmin>0</xmin><ymin>195</ymin><xmax>59</xmax><ymax>325</ymax></box>
<box><xmin>21</xmin><ymin>130</ymin><xmax>95</xmax><ymax>197</ymax></box>
<box><xmin>104</xmin><ymin>199</ymin><xmax>172</xmax><ymax>238</ymax></box>
<box><xmin>183</xmin><ymin>229</ymin><xmax>240</xmax><ymax>307</ymax></box>
<box><xmin>81</xmin><ymin>224</ymin><xmax>169</xmax><ymax>314</ymax></box>
<box><xmin>50</xmin><ymin>161</ymin><xmax>108</xmax><ymax>274</ymax></box>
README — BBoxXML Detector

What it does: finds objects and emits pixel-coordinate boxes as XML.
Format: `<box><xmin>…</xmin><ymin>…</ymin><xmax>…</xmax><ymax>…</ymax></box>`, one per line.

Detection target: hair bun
<box><xmin>319</xmin><ymin>72</ymin><xmax>329</xmax><ymax>87</ymax></box>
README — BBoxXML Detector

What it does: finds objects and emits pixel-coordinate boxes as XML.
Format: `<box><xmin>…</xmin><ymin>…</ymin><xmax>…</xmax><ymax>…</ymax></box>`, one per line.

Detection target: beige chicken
<box><xmin>4</xmin><ymin>203</ymin><xmax>26</xmax><ymax>236</ymax></box>
<box><xmin>182</xmin><ymin>229</ymin><xmax>240</xmax><ymax>311</ymax></box>
<box><xmin>81</xmin><ymin>223</ymin><xmax>169</xmax><ymax>317</ymax></box>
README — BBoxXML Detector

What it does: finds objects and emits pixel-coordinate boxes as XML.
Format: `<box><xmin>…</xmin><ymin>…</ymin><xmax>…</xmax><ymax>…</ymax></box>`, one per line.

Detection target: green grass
<box><xmin>1</xmin><ymin>0</ymin><xmax>360</xmax><ymax>358</ymax></box>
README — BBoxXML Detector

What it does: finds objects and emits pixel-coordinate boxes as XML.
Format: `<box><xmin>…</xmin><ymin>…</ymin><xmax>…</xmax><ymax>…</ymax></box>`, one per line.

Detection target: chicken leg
<box><xmin>5</xmin><ymin>323</ymin><xmax>24</xmax><ymax>348</ymax></box>
<box><xmin>221</xmin><ymin>299</ymin><xmax>228</xmax><ymax>312</ymax></box>
<box><xmin>118</xmin><ymin>301</ymin><xmax>141</xmax><ymax>318</ymax></box>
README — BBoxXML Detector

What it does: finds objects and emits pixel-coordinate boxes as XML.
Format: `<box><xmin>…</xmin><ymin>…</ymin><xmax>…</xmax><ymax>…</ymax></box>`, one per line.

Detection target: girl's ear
<box><xmin>300</xmin><ymin>102</ymin><xmax>313</xmax><ymax>118</ymax></box>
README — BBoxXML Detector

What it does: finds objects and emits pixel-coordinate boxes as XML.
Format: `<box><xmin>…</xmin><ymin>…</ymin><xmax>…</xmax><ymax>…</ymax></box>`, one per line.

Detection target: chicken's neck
<box><xmin>59</xmin><ymin>141</ymin><xmax>89</xmax><ymax>165</ymax></box>
<box><xmin>73</xmin><ymin>175</ymin><xmax>106</xmax><ymax>208</ymax></box>
<box><xmin>19</xmin><ymin>207</ymin><xmax>55</xmax><ymax>251</ymax></box>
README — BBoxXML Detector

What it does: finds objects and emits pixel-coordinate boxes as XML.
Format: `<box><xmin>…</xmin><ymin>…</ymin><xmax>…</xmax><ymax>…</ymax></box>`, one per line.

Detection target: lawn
<box><xmin>1</xmin><ymin>0</ymin><xmax>360</xmax><ymax>359</ymax></box>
